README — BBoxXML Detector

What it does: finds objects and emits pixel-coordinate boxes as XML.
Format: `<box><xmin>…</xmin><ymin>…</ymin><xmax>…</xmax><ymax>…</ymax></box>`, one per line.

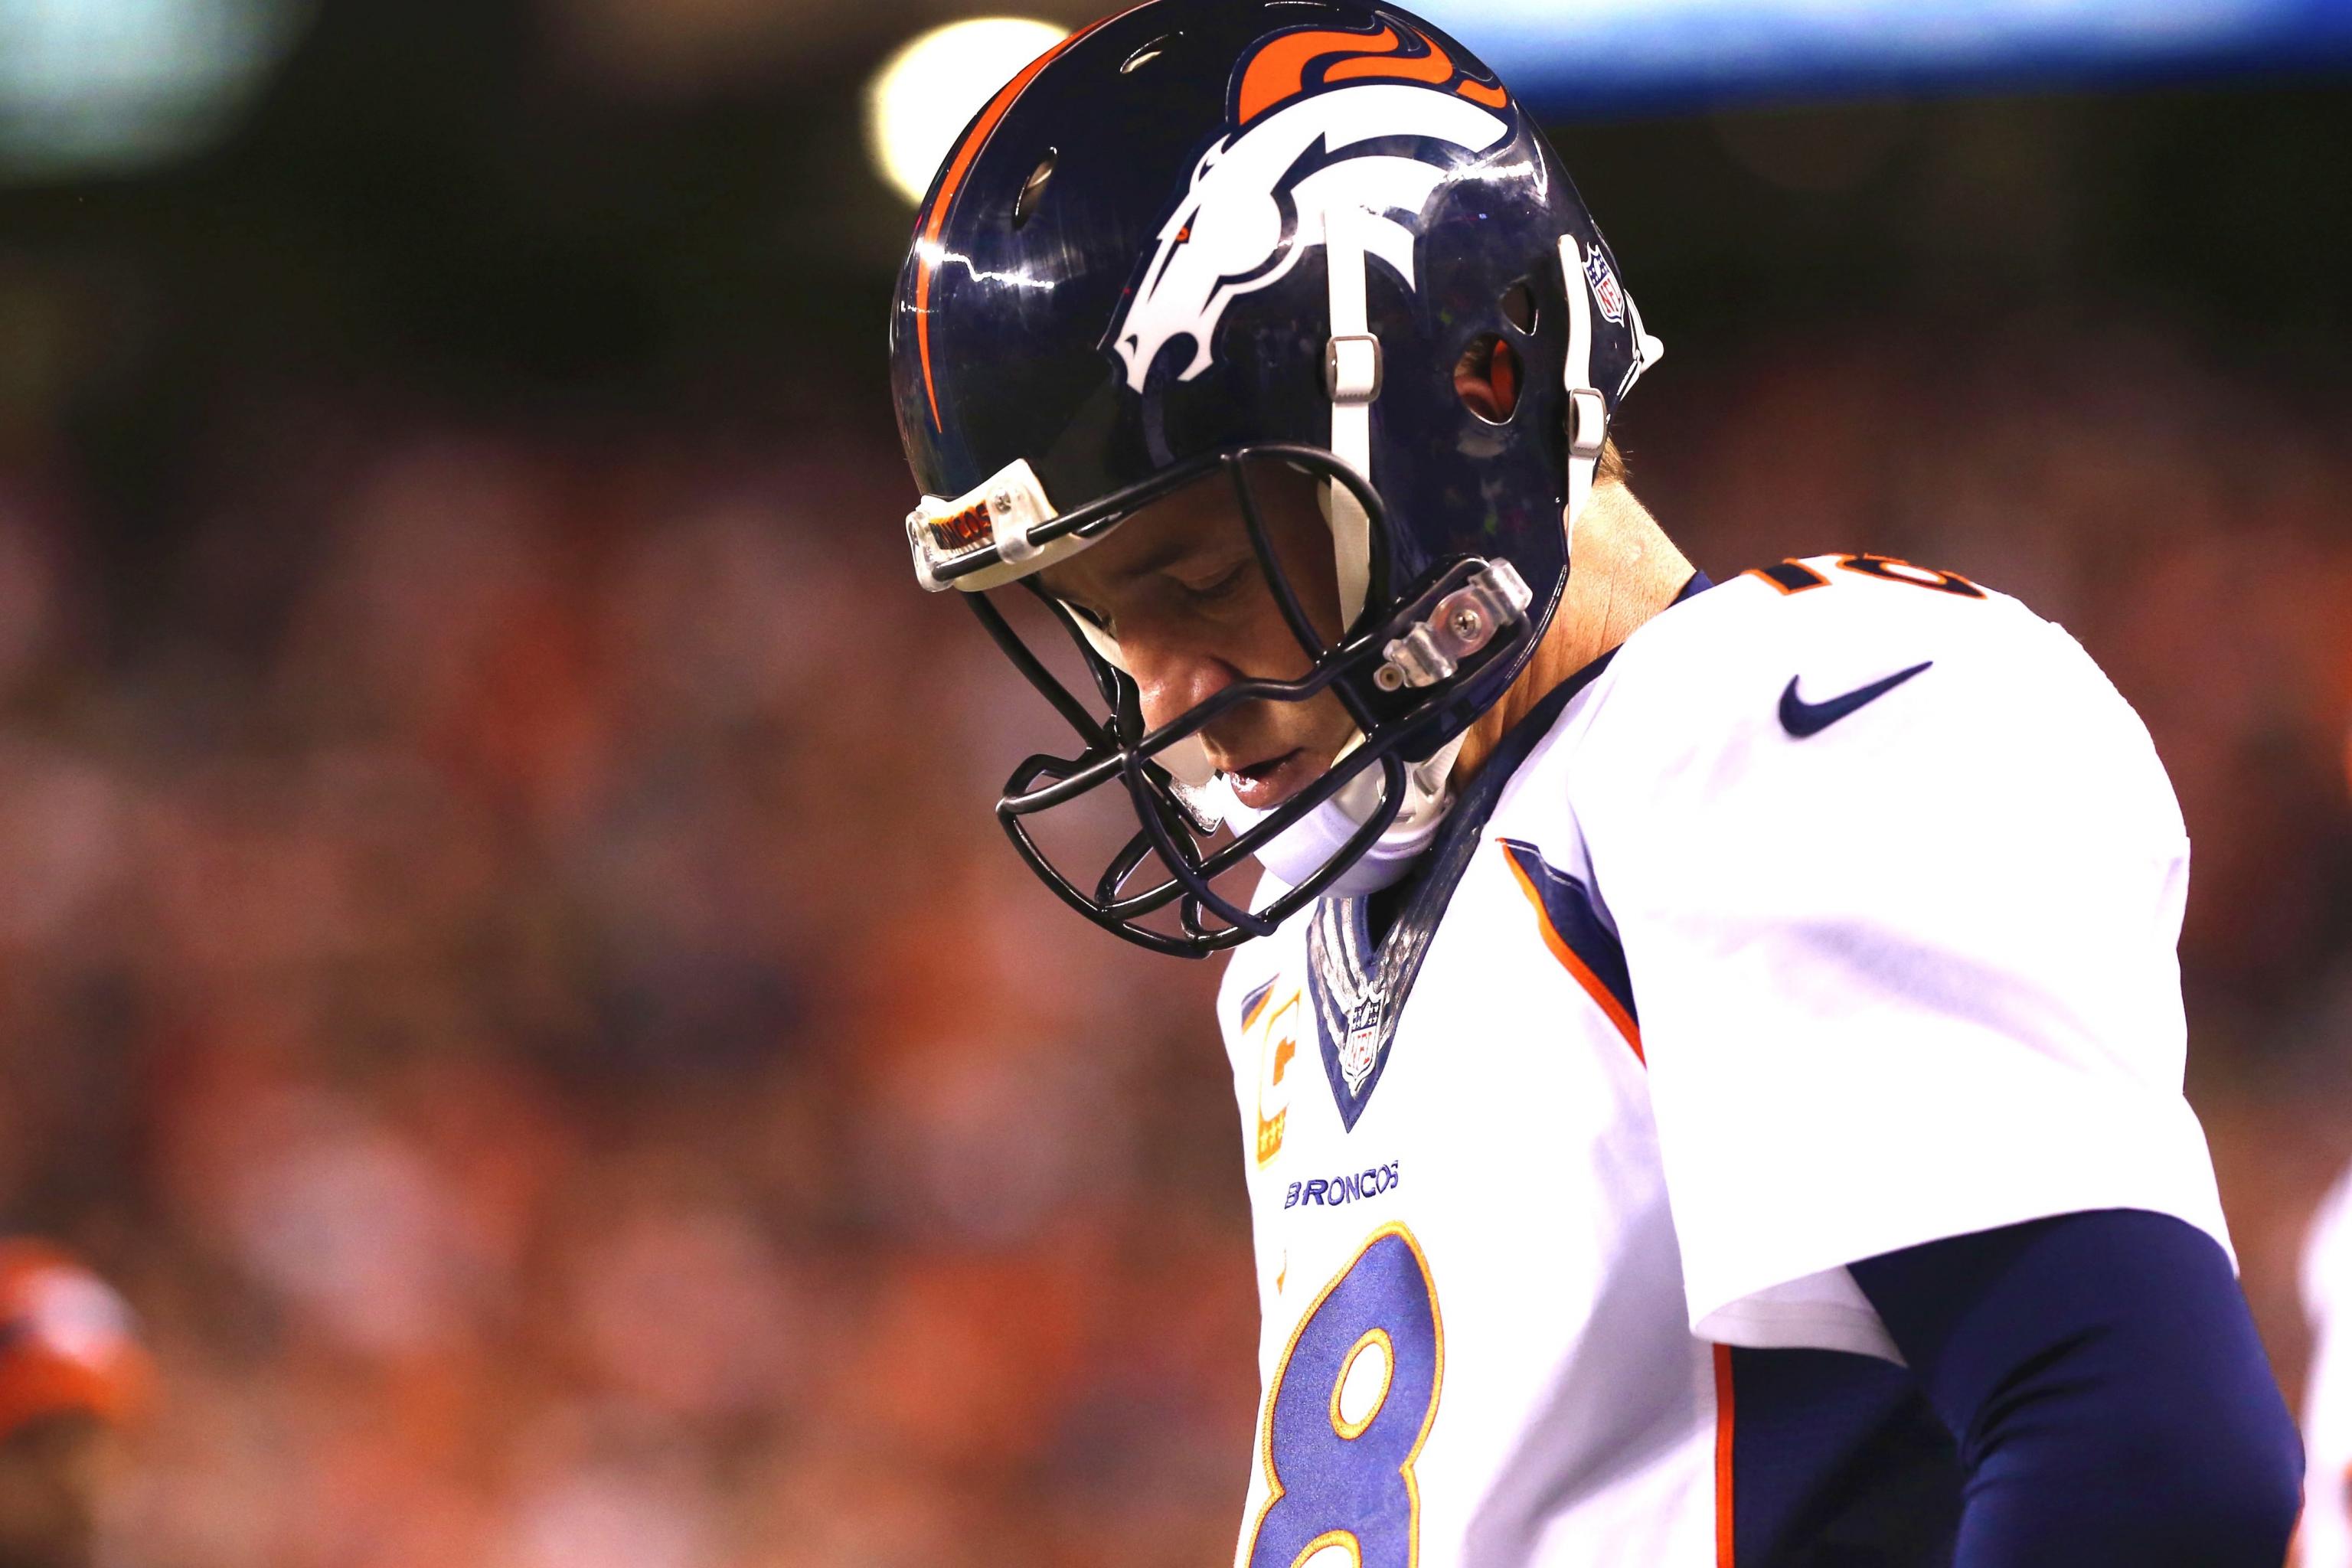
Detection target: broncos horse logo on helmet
<box><xmin>890</xmin><ymin>0</ymin><xmax>1661</xmax><ymax>957</ymax></box>
<box><xmin>1110</xmin><ymin>17</ymin><xmax>1511</xmax><ymax>393</ymax></box>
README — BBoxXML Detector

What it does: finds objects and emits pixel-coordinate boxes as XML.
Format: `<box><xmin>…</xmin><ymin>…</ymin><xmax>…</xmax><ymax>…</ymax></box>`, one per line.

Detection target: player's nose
<box><xmin>1125</xmin><ymin>632</ymin><xmax>1240</xmax><ymax>737</ymax></box>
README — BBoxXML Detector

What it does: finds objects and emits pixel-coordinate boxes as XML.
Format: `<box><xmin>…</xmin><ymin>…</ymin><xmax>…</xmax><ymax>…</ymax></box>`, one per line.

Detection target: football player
<box><xmin>889</xmin><ymin>3</ymin><xmax>2303</xmax><ymax>1562</ymax></box>
<box><xmin>0</xmin><ymin>1243</ymin><xmax>152</xmax><ymax>1568</ymax></box>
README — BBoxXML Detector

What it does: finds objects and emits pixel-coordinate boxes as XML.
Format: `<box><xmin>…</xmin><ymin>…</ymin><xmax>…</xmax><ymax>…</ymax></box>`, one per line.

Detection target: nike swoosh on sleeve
<box><xmin>1778</xmin><ymin>661</ymin><xmax>1933</xmax><ymax>737</ymax></box>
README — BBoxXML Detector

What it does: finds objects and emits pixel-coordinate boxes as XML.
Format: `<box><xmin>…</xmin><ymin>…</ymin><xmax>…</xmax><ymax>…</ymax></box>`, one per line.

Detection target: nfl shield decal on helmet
<box><xmin>1584</xmin><ymin>245</ymin><xmax>1626</xmax><ymax>326</ymax></box>
<box><xmin>1108</xmin><ymin>14</ymin><xmax>1511</xmax><ymax>392</ymax></box>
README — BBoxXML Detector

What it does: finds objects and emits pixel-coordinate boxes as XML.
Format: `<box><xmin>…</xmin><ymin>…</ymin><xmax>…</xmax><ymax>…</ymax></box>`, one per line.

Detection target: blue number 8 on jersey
<box><xmin>1250</xmin><ymin>1225</ymin><xmax>1445</xmax><ymax>1567</ymax></box>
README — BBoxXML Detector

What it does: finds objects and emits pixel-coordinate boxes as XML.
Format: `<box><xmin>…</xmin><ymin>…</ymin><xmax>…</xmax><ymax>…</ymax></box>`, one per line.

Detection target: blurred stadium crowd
<box><xmin>0</xmin><ymin>0</ymin><xmax>2344</xmax><ymax>1556</ymax></box>
<box><xmin>0</xmin><ymin>301</ymin><xmax>2341</xmax><ymax>1565</ymax></box>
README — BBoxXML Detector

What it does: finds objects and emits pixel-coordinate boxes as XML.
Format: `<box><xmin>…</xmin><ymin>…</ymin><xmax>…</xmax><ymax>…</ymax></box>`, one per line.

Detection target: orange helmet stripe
<box><xmin>916</xmin><ymin>11</ymin><xmax>1506</xmax><ymax>430</ymax></box>
<box><xmin>1324</xmin><ymin>28</ymin><xmax>1455</xmax><ymax>88</ymax></box>
<box><xmin>913</xmin><ymin>10</ymin><xmax>1140</xmax><ymax>430</ymax></box>
<box><xmin>1236</xmin><ymin>24</ymin><xmax>1400</xmax><ymax>124</ymax></box>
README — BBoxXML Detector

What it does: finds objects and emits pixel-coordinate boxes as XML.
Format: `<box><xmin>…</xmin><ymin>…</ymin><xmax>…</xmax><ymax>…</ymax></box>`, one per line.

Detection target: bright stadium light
<box><xmin>0</xmin><ymin>0</ymin><xmax>315</xmax><ymax>180</ymax></box>
<box><xmin>866</xmin><ymin>16</ymin><xmax>1068</xmax><ymax>206</ymax></box>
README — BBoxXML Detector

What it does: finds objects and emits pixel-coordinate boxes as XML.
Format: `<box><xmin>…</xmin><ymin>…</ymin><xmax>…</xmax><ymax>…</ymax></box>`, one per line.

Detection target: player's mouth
<box><xmin>1224</xmin><ymin>748</ymin><xmax>1312</xmax><ymax>812</ymax></box>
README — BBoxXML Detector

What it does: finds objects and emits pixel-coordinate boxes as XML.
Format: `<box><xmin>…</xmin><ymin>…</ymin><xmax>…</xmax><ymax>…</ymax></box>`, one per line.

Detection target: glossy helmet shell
<box><xmin>890</xmin><ymin>1</ymin><xmax>1656</xmax><ymax>953</ymax></box>
<box><xmin>891</xmin><ymin>0</ymin><xmax>1652</xmax><ymax>691</ymax></box>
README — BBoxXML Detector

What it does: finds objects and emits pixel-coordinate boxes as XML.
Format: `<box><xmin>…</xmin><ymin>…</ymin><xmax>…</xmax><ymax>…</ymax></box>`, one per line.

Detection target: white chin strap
<box><xmin>1218</xmin><ymin>733</ymin><xmax>1465</xmax><ymax>899</ymax></box>
<box><xmin>1325</xmin><ymin>204</ymin><xmax>1379</xmax><ymax>629</ymax></box>
<box><xmin>1207</xmin><ymin>224</ymin><xmax>1622</xmax><ymax>900</ymax></box>
<box><xmin>1559</xmin><ymin>233</ymin><xmax>1608</xmax><ymax>539</ymax></box>
<box><xmin>1211</xmin><ymin>203</ymin><xmax>1432</xmax><ymax>902</ymax></box>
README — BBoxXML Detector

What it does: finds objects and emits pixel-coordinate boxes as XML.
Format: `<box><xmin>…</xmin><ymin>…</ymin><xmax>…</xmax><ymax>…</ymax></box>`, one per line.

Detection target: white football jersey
<box><xmin>2301</xmin><ymin>1164</ymin><xmax>2352</xmax><ymax>1568</ymax></box>
<box><xmin>1217</xmin><ymin>554</ymin><xmax>2233</xmax><ymax>1568</ymax></box>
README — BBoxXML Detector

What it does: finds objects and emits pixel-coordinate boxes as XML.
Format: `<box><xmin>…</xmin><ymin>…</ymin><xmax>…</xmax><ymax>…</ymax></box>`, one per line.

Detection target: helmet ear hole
<box><xmin>1498</xmin><ymin>279</ymin><xmax>1537</xmax><ymax>335</ymax></box>
<box><xmin>1013</xmin><ymin>150</ymin><xmax>1057</xmax><ymax>230</ymax></box>
<box><xmin>1454</xmin><ymin>335</ymin><xmax>1522</xmax><ymax>424</ymax></box>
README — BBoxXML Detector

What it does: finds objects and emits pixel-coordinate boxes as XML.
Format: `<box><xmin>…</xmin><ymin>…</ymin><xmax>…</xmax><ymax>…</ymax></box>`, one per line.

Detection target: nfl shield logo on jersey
<box><xmin>1340</xmin><ymin>998</ymin><xmax>1384</xmax><ymax>1093</ymax></box>
<box><xmin>1585</xmin><ymin>246</ymin><xmax>1626</xmax><ymax>325</ymax></box>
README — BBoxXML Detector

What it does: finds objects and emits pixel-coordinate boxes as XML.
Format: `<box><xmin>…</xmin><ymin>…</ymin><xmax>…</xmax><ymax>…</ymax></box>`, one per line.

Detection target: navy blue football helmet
<box><xmin>891</xmin><ymin>0</ymin><xmax>1660</xmax><ymax>957</ymax></box>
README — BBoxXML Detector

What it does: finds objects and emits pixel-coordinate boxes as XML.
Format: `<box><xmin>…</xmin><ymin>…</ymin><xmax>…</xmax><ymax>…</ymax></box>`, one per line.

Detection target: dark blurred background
<box><xmin>0</xmin><ymin>2</ymin><xmax>2346</xmax><ymax>1563</ymax></box>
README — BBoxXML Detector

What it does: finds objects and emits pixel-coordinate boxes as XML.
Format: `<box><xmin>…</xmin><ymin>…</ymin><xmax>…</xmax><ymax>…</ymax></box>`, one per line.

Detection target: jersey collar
<box><xmin>1303</xmin><ymin>567</ymin><xmax>1712</xmax><ymax>1128</ymax></box>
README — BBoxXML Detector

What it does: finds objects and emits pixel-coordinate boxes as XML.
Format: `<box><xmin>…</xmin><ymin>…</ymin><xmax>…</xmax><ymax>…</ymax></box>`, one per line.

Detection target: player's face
<box><xmin>1035</xmin><ymin>465</ymin><xmax>1357</xmax><ymax>812</ymax></box>
<box><xmin>0</xmin><ymin>1416</ymin><xmax>117</xmax><ymax>1568</ymax></box>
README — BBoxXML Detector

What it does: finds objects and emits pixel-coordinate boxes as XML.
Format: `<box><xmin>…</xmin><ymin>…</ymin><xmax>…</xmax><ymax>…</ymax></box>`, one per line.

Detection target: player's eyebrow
<box><xmin>1041</xmin><ymin>522</ymin><xmax>1225</xmax><ymax>600</ymax></box>
<box><xmin>1112</xmin><ymin>528</ymin><xmax>1217</xmax><ymax>580</ymax></box>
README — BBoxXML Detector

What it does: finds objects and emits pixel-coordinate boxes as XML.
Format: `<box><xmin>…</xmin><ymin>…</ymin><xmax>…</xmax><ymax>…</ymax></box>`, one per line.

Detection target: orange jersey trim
<box><xmin>1714</xmin><ymin>1343</ymin><xmax>1738</xmax><ymax>1567</ymax></box>
<box><xmin>1501</xmin><ymin>848</ymin><xmax>1644</xmax><ymax>1063</ymax></box>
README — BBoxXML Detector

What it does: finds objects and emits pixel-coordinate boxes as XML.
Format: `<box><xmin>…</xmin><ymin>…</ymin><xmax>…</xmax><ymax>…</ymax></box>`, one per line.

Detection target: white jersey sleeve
<box><xmin>2302</xmin><ymin>1164</ymin><xmax>2352</xmax><ymax>1568</ymax></box>
<box><xmin>1576</xmin><ymin>556</ymin><xmax>2230</xmax><ymax>1357</ymax></box>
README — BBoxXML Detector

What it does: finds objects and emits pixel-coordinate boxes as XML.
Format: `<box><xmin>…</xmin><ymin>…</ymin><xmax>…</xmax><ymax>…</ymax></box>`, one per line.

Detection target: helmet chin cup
<box><xmin>1220</xmin><ymin>730</ymin><xmax>1466</xmax><ymax>900</ymax></box>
